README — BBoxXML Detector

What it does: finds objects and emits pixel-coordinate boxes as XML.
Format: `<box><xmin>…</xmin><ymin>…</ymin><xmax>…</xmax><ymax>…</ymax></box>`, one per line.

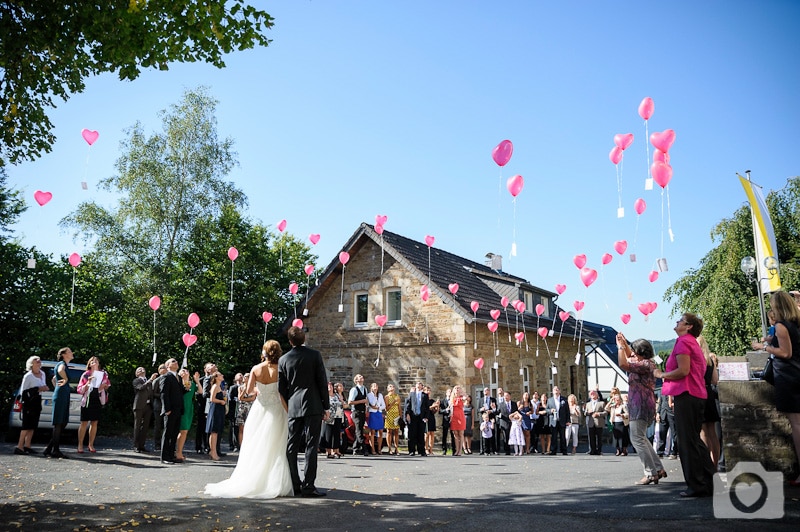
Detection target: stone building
<box><xmin>292</xmin><ymin>223</ymin><xmax>614</xmax><ymax>405</ymax></box>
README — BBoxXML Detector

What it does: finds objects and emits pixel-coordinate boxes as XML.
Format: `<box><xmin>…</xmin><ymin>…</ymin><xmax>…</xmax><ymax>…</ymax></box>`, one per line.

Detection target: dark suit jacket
<box><xmin>496</xmin><ymin>397</ymin><xmax>518</xmax><ymax>428</ymax></box>
<box><xmin>279</xmin><ymin>345</ymin><xmax>329</xmax><ymax>418</ymax></box>
<box><xmin>547</xmin><ymin>395</ymin><xmax>570</xmax><ymax>426</ymax></box>
<box><xmin>132</xmin><ymin>376</ymin><xmax>153</xmax><ymax>411</ymax></box>
<box><xmin>405</xmin><ymin>391</ymin><xmax>430</xmax><ymax>420</ymax></box>
<box><xmin>160</xmin><ymin>372</ymin><xmax>184</xmax><ymax>417</ymax></box>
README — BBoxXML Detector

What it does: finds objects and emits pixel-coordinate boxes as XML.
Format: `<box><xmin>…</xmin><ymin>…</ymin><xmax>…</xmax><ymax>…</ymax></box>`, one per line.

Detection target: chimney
<box><xmin>485</xmin><ymin>253</ymin><xmax>503</xmax><ymax>272</ymax></box>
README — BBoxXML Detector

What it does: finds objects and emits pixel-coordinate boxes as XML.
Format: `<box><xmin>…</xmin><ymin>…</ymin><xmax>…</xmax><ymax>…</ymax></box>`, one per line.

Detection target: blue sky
<box><xmin>7</xmin><ymin>1</ymin><xmax>800</xmax><ymax>342</ymax></box>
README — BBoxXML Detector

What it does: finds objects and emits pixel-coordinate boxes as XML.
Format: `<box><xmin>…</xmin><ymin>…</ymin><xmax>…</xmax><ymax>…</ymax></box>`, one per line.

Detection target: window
<box><xmin>523</xmin><ymin>291</ymin><xmax>551</xmax><ymax>318</ymax></box>
<box><xmin>490</xmin><ymin>365</ymin><xmax>498</xmax><ymax>392</ymax></box>
<box><xmin>386</xmin><ymin>288</ymin><xmax>402</xmax><ymax>324</ymax></box>
<box><xmin>354</xmin><ymin>292</ymin><xmax>368</xmax><ymax>326</ymax></box>
<box><xmin>521</xmin><ymin>367</ymin><xmax>530</xmax><ymax>394</ymax></box>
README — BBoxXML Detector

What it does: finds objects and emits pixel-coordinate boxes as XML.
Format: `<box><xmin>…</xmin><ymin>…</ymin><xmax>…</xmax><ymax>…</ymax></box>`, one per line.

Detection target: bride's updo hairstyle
<box><xmin>262</xmin><ymin>340</ymin><xmax>283</xmax><ymax>364</ymax></box>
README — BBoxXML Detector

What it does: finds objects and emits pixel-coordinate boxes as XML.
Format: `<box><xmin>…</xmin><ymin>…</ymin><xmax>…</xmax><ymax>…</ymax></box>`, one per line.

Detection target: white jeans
<box><xmin>629</xmin><ymin>418</ymin><xmax>664</xmax><ymax>476</ymax></box>
<box><xmin>565</xmin><ymin>424</ymin><xmax>579</xmax><ymax>448</ymax></box>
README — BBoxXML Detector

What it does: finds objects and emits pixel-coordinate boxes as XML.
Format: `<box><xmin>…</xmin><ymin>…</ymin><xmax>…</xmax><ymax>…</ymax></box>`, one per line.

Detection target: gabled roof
<box><xmin>309</xmin><ymin>223</ymin><xmax>612</xmax><ymax>342</ymax></box>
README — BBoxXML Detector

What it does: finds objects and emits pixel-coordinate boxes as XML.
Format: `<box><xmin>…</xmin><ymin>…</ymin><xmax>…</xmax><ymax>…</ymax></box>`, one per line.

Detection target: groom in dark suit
<box><xmin>279</xmin><ymin>326</ymin><xmax>330</xmax><ymax>497</ymax></box>
<box><xmin>160</xmin><ymin>358</ymin><xmax>184</xmax><ymax>464</ymax></box>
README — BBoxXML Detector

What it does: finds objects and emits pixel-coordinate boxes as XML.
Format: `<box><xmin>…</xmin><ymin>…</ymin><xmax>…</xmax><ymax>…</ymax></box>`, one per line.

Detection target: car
<box><xmin>8</xmin><ymin>360</ymin><xmax>87</xmax><ymax>433</ymax></box>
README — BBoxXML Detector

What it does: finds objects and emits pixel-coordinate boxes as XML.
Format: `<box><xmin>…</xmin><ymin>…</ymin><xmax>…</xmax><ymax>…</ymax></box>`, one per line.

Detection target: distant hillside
<box><xmin>652</xmin><ymin>339</ymin><xmax>675</xmax><ymax>356</ymax></box>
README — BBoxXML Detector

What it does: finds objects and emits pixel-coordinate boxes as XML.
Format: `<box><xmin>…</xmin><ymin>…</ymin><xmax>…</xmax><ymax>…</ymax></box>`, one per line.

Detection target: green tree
<box><xmin>665</xmin><ymin>177</ymin><xmax>800</xmax><ymax>356</ymax></box>
<box><xmin>1</xmin><ymin>1</ymin><xmax>273</xmax><ymax>166</ymax></box>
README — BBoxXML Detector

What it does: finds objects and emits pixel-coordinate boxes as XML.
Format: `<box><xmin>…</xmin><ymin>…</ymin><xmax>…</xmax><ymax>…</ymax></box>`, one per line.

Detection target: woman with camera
<box><xmin>77</xmin><ymin>356</ymin><xmax>111</xmax><ymax>454</ymax></box>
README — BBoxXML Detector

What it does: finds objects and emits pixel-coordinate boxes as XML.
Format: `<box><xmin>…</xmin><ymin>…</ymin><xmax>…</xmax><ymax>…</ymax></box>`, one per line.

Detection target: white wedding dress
<box><xmin>204</xmin><ymin>381</ymin><xmax>294</xmax><ymax>498</ymax></box>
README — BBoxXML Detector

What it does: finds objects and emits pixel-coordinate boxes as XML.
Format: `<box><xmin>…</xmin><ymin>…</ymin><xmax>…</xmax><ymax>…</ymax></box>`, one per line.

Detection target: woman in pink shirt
<box><xmin>654</xmin><ymin>312</ymin><xmax>715</xmax><ymax>498</ymax></box>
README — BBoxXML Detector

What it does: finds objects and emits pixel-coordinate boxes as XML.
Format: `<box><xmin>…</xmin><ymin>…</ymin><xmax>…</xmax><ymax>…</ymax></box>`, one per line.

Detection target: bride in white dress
<box><xmin>204</xmin><ymin>341</ymin><xmax>294</xmax><ymax>498</ymax></box>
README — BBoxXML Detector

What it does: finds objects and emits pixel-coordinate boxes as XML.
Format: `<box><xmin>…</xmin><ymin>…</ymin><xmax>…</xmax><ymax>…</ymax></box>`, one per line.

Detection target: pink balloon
<box><xmin>649</xmin><ymin>270</ymin><xmax>659</xmax><ymax>282</ymax></box>
<box><xmin>187</xmin><ymin>312</ymin><xmax>200</xmax><ymax>328</ymax></box>
<box><xmin>148</xmin><ymin>296</ymin><xmax>161</xmax><ymax>311</ymax></box>
<box><xmin>500</xmin><ymin>296</ymin><xmax>509</xmax><ymax>308</ymax></box>
<box><xmin>262</xmin><ymin>311</ymin><xmax>273</xmax><ymax>323</ymax></box>
<box><xmin>506</xmin><ymin>174</ymin><xmax>524</xmax><ymax>197</ymax></box>
<box><xmin>68</xmin><ymin>253</ymin><xmax>81</xmax><ymax>267</ymax></box>
<box><xmin>292</xmin><ymin>318</ymin><xmax>304</xmax><ymax>328</ymax></box>
<box><xmin>308</xmin><ymin>234</ymin><xmax>320</xmax><ymax>245</ymax></box>
<box><xmin>650</xmin><ymin>302</ymin><xmax>658</xmax><ymax>313</ymax></box>
<box><xmin>515</xmin><ymin>332</ymin><xmax>525</xmax><ymax>343</ymax></box>
<box><xmin>650</xmin><ymin>129</ymin><xmax>676</xmax><ymax>153</ymax></box>
<box><xmin>580</xmin><ymin>267</ymin><xmax>598</xmax><ymax>288</ymax></box>
<box><xmin>555</xmin><ymin>284</ymin><xmax>567</xmax><ymax>295</ymax></box>
<box><xmin>614</xmin><ymin>133</ymin><xmax>634</xmax><ymax>151</ymax></box>
<box><xmin>537</xmin><ymin>327</ymin><xmax>548</xmax><ymax>338</ymax></box>
<box><xmin>339</xmin><ymin>251</ymin><xmax>350</xmax><ymax>265</ymax></box>
<box><xmin>277</xmin><ymin>219</ymin><xmax>287</xmax><ymax>232</ymax></box>
<box><xmin>375</xmin><ymin>214</ymin><xmax>388</xmax><ymax>226</ymax></box>
<box><xmin>487</xmin><ymin>322</ymin><xmax>498</xmax><ymax>333</ymax></box>
<box><xmin>227</xmin><ymin>246</ymin><xmax>239</xmax><ymax>261</ymax></box>
<box><xmin>474</xmin><ymin>357</ymin><xmax>485</xmax><ymax>369</ymax></box>
<box><xmin>637</xmin><ymin>303</ymin><xmax>651</xmax><ymax>316</ymax></box>
<box><xmin>470</xmin><ymin>301</ymin><xmax>480</xmax><ymax>313</ymax></box>
<box><xmin>425</xmin><ymin>235</ymin><xmax>435</xmax><ymax>247</ymax></box>
<box><xmin>613</xmin><ymin>240</ymin><xmax>628</xmax><ymax>255</ymax></box>
<box><xmin>490</xmin><ymin>309</ymin><xmax>501</xmax><ymax>320</ymax></box>
<box><xmin>634</xmin><ymin>198</ymin><xmax>646</xmax><ymax>215</ymax></box>
<box><xmin>182</xmin><ymin>333</ymin><xmax>197</xmax><ymax>347</ymax></box>
<box><xmin>289</xmin><ymin>282</ymin><xmax>299</xmax><ymax>295</ymax></box>
<box><xmin>375</xmin><ymin>315</ymin><xmax>388</xmax><ymax>327</ymax></box>
<box><xmin>574</xmin><ymin>300</ymin><xmax>585</xmax><ymax>312</ymax></box>
<box><xmin>420</xmin><ymin>285</ymin><xmax>430</xmax><ymax>302</ymax></box>
<box><xmin>558</xmin><ymin>310</ymin><xmax>570</xmax><ymax>322</ymax></box>
<box><xmin>535</xmin><ymin>304</ymin><xmax>545</xmax><ymax>316</ymax></box>
<box><xmin>492</xmin><ymin>140</ymin><xmax>513</xmax><ymax>167</ymax></box>
<box><xmin>81</xmin><ymin>128</ymin><xmax>99</xmax><ymax>146</ymax></box>
<box><xmin>651</xmin><ymin>161</ymin><xmax>673</xmax><ymax>188</ymax></box>
<box><xmin>601</xmin><ymin>253</ymin><xmax>613</xmax><ymax>265</ymax></box>
<box><xmin>448</xmin><ymin>283</ymin><xmax>459</xmax><ymax>295</ymax></box>
<box><xmin>34</xmin><ymin>190</ymin><xmax>53</xmax><ymax>206</ymax></box>
<box><xmin>304</xmin><ymin>264</ymin><xmax>315</xmax><ymax>276</ymax></box>
<box><xmin>573</xmin><ymin>254</ymin><xmax>587</xmax><ymax>269</ymax></box>
<box><xmin>514</xmin><ymin>301</ymin><xmax>526</xmax><ymax>314</ymax></box>
<box><xmin>653</xmin><ymin>149</ymin><xmax>668</xmax><ymax>164</ymax></box>
<box><xmin>374</xmin><ymin>224</ymin><xmax>384</xmax><ymax>235</ymax></box>
<box><xmin>609</xmin><ymin>146</ymin><xmax>623</xmax><ymax>165</ymax></box>
<box><xmin>621</xmin><ymin>313</ymin><xmax>631</xmax><ymax>324</ymax></box>
<box><xmin>638</xmin><ymin>97</ymin><xmax>654</xmax><ymax>120</ymax></box>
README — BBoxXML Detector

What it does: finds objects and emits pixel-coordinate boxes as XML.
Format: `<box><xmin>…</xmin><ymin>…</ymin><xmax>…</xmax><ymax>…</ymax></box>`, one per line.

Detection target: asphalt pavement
<box><xmin>1</xmin><ymin>436</ymin><xmax>798</xmax><ymax>531</ymax></box>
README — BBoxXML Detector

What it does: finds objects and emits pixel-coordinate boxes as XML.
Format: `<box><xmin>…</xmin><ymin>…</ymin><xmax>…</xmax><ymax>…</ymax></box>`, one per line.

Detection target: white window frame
<box><xmin>385</xmin><ymin>288</ymin><xmax>402</xmax><ymax>326</ymax></box>
<box><xmin>354</xmin><ymin>292</ymin><xmax>369</xmax><ymax>327</ymax></box>
<box><xmin>521</xmin><ymin>367</ymin><xmax>530</xmax><ymax>394</ymax></box>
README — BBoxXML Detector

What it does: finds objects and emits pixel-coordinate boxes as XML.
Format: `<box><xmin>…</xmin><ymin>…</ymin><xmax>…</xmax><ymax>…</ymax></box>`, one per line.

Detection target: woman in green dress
<box><xmin>44</xmin><ymin>347</ymin><xmax>74</xmax><ymax>459</ymax></box>
<box><xmin>175</xmin><ymin>368</ymin><xmax>199</xmax><ymax>462</ymax></box>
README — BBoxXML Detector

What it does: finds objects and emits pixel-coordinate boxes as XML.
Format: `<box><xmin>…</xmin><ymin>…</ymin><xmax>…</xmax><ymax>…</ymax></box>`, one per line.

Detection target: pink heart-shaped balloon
<box><xmin>515</xmin><ymin>301</ymin><xmax>526</xmax><ymax>313</ymax></box>
<box><xmin>474</xmin><ymin>357</ymin><xmax>485</xmax><ymax>370</ymax></box>
<box><xmin>81</xmin><ymin>128</ymin><xmax>99</xmax><ymax>146</ymax></box>
<box><xmin>580</xmin><ymin>267</ymin><xmax>598</xmax><ymax>288</ymax></box>
<box><xmin>506</xmin><ymin>174</ymin><xmax>524</xmax><ymax>197</ymax></box>
<box><xmin>601</xmin><ymin>253</ymin><xmax>613</xmax><ymax>265</ymax></box>
<box><xmin>292</xmin><ymin>318</ymin><xmax>304</xmax><ymax>328</ymax></box>
<box><xmin>653</xmin><ymin>149</ymin><xmax>669</xmax><ymax>164</ymax></box>
<box><xmin>538</xmin><ymin>327</ymin><xmax>548</xmax><ymax>338</ymax></box>
<box><xmin>227</xmin><ymin>246</ymin><xmax>239</xmax><ymax>261</ymax></box>
<box><xmin>262</xmin><ymin>311</ymin><xmax>273</xmax><ymax>323</ymax></box>
<box><xmin>148</xmin><ymin>296</ymin><xmax>161</xmax><ymax>311</ymax></box>
<box><xmin>289</xmin><ymin>282</ymin><xmax>299</xmax><ymax>295</ymax></box>
<box><xmin>613</xmin><ymin>133</ymin><xmax>634</xmax><ymax>151</ymax></box>
<box><xmin>187</xmin><ymin>312</ymin><xmax>200</xmax><ymax>328</ymax></box>
<box><xmin>304</xmin><ymin>264</ymin><xmax>315</xmax><ymax>276</ymax></box>
<box><xmin>555</xmin><ymin>284</ymin><xmax>567</xmax><ymax>295</ymax></box>
<box><xmin>573</xmin><ymin>254</ymin><xmax>587</xmax><ymax>269</ymax></box>
<box><xmin>425</xmin><ymin>235</ymin><xmax>435</xmax><ymax>247</ymax></box>
<box><xmin>470</xmin><ymin>301</ymin><xmax>479</xmax><ymax>313</ymax></box>
<box><xmin>634</xmin><ymin>198</ymin><xmax>646</xmax><ymax>216</ymax></box>
<box><xmin>375</xmin><ymin>215</ymin><xmax>388</xmax><ymax>226</ymax></box>
<box><xmin>34</xmin><ymin>190</ymin><xmax>53</xmax><ymax>206</ymax></box>
<box><xmin>609</xmin><ymin>146</ymin><xmax>623</xmax><ymax>165</ymax></box>
<box><xmin>649</xmin><ymin>302</ymin><xmax>658</xmax><ymax>313</ymax></box>
<box><xmin>637</xmin><ymin>303</ymin><xmax>651</xmax><ymax>316</ymax></box>
<box><xmin>574</xmin><ymin>300</ymin><xmax>585</xmax><ymax>311</ymax></box>
<box><xmin>650</xmin><ymin>129</ymin><xmax>676</xmax><ymax>153</ymax></box>
<box><xmin>420</xmin><ymin>285</ymin><xmax>430</xmax><ymax>302</ymax></box>
<box><xmin>375</xmin><ymin>315</ymin><xmax>388</xmax><ymax>327</ymax></box>
<box><xmin>374</xmin><ymin>224</ymin><xmax>384</xmax><ymax>235</ymax></box>
<box><xmin>448</xmin><ymin>283</ymin><xmax>459</xmax><ymax>295</ymax></box>
<box><xmin>69</xmin><ymin>252</ymin><xmax>81</xmax><ymax>267</ymax></box>
<box><xmin>277</xmin><ymin>219</ymin><xmax>287</xmax><ymax>232</ymax></box>
<box><xmin>487</xmin><ymin>321</ymin><xmax>498</xmax><ymax>333</ymax></box>
<box><xmin>490</xmin><ymin>309</ymin><xmax>501</xmax><ymax>320</ymax></box>
<box><xmin>535</xmin><ymin>304</ymin><xmax>545</xmax><ymax>316</ymax></box>
<box><xmin>614</xmin><ymin>240</ymin><xmax>628</xmax><ymax>255</ymax></box>
<box><xmin>339</xmin><ymin>251</ymin><xmax>350</xmax><ymax>265</ymax></box>
<box><xmin>308</xmin><ymin>234</ymin><xmax>320</xmax><ymax>245</ymax></box>
<box><xmin>559</xmin><ymin>310</ymin><xmax>571</xmax><ymax>322</ymax></box>
<box><xmin>651</xmin><ymin>161</ymin><xmax>673</xmax><ymax>189</ymax></box>
<box><xmin>492</xmin><ymin>139</ymin><xmax>513</xmax><ymax>167</ymax></box>
<box><xmin>182</xmin><ymin>333</ymin><xmax>197</xmax><ymax>347</ymax></box>
<box><xmin>515</xmin><ymin>332</ymin><xmax>525</xmax><ymax>343</ymax></box>
<box><xmin>621</xmin><ymin>313</ymin><xmax>631</xmax><ymax>324</ymax></box>
<box><xmin>648</xmin><ymin>270</ymin><xmax>659</xmax><ymax>282</ymax></box>
<box><xmin>500</xmin><ymin>296</ymin><xmax>509</xmax><ymax>308</ymax></box>
<box><xmin>639</xmin><ymin>97</ymin><xmax>654</xmax><ymax>120</ymax></box>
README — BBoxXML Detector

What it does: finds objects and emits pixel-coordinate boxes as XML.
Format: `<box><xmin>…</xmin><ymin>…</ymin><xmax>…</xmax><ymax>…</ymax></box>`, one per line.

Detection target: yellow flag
<box><xmin>739</xmin><ymin>174</ymin><xmax>781</xmax><ymax>293</ymax></box>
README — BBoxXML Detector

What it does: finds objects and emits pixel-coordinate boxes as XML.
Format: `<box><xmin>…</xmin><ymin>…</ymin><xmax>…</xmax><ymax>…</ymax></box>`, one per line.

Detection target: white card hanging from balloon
<box><xmin>629</xmin><ymin>253</ymin><xmax>636</xmax><ymax>262</ymax></box>
<box><xmin>510</xmin><ymin>242</ymin><xmax>517</xmax><ymax>257</ymax></box>
<box><xmin>658</xmin><ymin>258</ymin><xmax>669</xmax><ymax>272</ymax></box>
<box><xmin>617</xmin><ymin>207</ymin><xmax>624</xmax><ymax>218</ymax></box>
<box><xmin>495</xmin><ymin>349</ymin><xmax>500</xmax><ymax>357</ymax></box>
<box><xmin>519</xmin><ymin>368</ymin><xmax>524</xmax><ymax>376</ymax></box>
<box><xmin>338</xmin><ymin>304</ymin><xmax>344</xmax><ymax>313</ymax></box>
<box><xmin>574</xmin><ymin>353</ymin><xmax>582</xmax><ymax>365</ymax></box>
<box><xmin>303</xmin><ymin>308</ymin><xmax>309</xmax><ymax>316</ymax></box>
<box><xmin>228</xmin><ymin>301</ymin><xmax>235</xmax><ymax>311</ymax></box>
<box><xmin>551</xmin><ymin>365</ymin><xmax>558</xmax><ymax>375</ymax></box>
<box><xmin>493</xmin><ymin>361</ymin><xmax>499</xmax><ymax>370</ymax></box>
<box><xmin>27</xmin><ymin>258</ymin><xmax>36</xmax><ymax>269</ymax></box>
<box><xmin>81</xmin><ymin>181</ymin><xmax>88</xmax><ymax>190</ymax></box>
<box><xmin>548</xmin><ymin>329</ymin><xmax>554</xmax><ymax>337</ymax></box>
<box><xmin>554</xmin><ymin>351</ymin><xmax>558</xmax><ymax>358</ymax></box>
<box><xmin>654</xmin><ymin>355</ymin><xmax>663</xmax><ymax>364</ymax></box>
<box><xmin>645</xmin><ymin>178</ymin><xmax>653</xmax><ymax>190</ymax></box>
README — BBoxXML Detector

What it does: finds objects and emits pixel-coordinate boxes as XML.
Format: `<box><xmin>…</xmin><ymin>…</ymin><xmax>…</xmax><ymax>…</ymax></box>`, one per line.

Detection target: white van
<box><xmin>8</xmin><ymin>360</ymin><xmax>87</xmax><ymax>431</ymax></box>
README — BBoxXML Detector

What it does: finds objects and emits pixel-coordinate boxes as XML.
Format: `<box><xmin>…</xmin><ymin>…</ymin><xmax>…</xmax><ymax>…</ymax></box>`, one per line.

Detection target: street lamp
<box><xmin>740</xmin><ymin>255</ymin><xmax>778</xmax><ymax>339</ymax></box>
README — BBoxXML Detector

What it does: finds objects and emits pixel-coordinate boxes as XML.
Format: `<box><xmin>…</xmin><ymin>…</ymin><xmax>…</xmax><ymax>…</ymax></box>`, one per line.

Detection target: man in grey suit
<box><xmin>132</xmin><ymin>367</ymin><xmax>156</xmax><ymax>453</ymax></box>
<box><xmin>279</xmin><ymin>326</ymin><xmax>330</xmax><ymax>497</ymax></box>
<box><xmin>583</xmin><ymin>389</ymin><xmax>607</xmax><ymax>455</ymax></box>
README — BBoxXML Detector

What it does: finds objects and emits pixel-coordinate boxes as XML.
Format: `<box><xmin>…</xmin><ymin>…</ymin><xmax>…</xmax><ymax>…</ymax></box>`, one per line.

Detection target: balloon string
<box><xmin>380</xmin><ymin>234</ymin><xmax>385</xmax><ymax>275</ymax></box>
<box><xmin>427</xmin><ymin>247</ymin><xmax>431</xmax><ymax>286</ymax></box>
<box><xmin>71</xmin><ymin>269</ymin><xmax>76</xmax><ymax>313</ymax></box>
<box><xmin>339</xmin><ymin>265</ymin><xmax>346</xmax><ymax>306</ymax></box>
<box><xmin>555</xmin><ymin>317</ymin><xmax>566</xmax><ymax>352</ymax></box>
<box><xmin>660</xmin><ymin>187</ymin><xmax>665</xmax><ymax>258</ymax></box>
<box><xmin>263</xmin><ymin>322</ymin><xmax>268</xmax><ymax>344</ymax></box>
<box><xmin>616</xmin><ymin>163</ymin><xmax>623</xmax><ymax>211</ymax></box>
<box><xmin>82</xmin><ymin>147</ymin><xmax>92</xmax><ymax>187</ymax></box>
<box><xmin>644</xmin><ymin>119</ymin><xmax>651</xmax><ymax>184</ymax></box>
<box><xmin>520</xmin><ymin>311</ymin><xmax>529</xmax><ymax>351</ymax></box>
<box><xmin>473</xmin><ymin>313</ymin><xmax>477</xmax><ymax>348</ymax></box>
<box><xmin>230</xmin><ymin>261</ymin><xmax>235</xmax><ymax>303</ymax></box>
<box><xmin>152</xmin><ymin>310</ymin><xmax>157</xmax><ymax>366</ymax></box>
<box><xmin>504</xmin><ymin>309</ymin><xmax>512</xmax><ymax>342</ymax></box>
<box><xmin>375</xmin><ymin>327</ymin><xmax>383</xmax><ymax>367</ymax></box>
<box><xmin>511</xmin><ymin>197</ymin><xmax>518</xmax><ymax>256</ymax></box>
<box><xmin>666</xmin><ymin>185</ymin><xmax>674</xmax><ymax>243</ymax></box>
<box><xmin>497</xmin><ymin>170</ymin><xmax>503</xmax><ymax>241</ymax></box>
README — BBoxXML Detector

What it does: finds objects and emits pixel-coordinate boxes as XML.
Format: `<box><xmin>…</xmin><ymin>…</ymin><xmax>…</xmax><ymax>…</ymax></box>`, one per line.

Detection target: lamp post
<box><xmin>740</xmin><ymin>255</ymin><xmax>778</xmax><ymax>339</ymax></box>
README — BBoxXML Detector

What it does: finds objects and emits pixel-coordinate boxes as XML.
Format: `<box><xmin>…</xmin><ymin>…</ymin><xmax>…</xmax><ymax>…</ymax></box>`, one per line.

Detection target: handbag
<box><xmin>762</xmin><ymin>355</ymin><xmax>775</xmax><ymax>385</ymax></box>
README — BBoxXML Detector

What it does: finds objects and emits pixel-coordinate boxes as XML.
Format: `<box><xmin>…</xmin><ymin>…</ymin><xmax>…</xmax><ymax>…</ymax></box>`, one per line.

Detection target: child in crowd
<box><xmin>480</xmin><ymin>412</ymin><xmax>495</xmax><ymax>455</ymax></box>
<box><xmin>508</xmin><ymin>410</ymin><xmax>525</xmax><ymax>456</ymax></box>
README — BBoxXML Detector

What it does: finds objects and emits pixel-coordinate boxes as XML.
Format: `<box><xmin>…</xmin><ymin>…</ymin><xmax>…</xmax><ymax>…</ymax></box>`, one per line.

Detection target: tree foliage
<box><xmin>665</xmin><ymin>177</ymin><xmax>800</xmax><ymax>356</ymax></box>
<box><xmin>0</xmin><ymin>1</ymin><xmax>273</xmax><ymax>165</ymax></box>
